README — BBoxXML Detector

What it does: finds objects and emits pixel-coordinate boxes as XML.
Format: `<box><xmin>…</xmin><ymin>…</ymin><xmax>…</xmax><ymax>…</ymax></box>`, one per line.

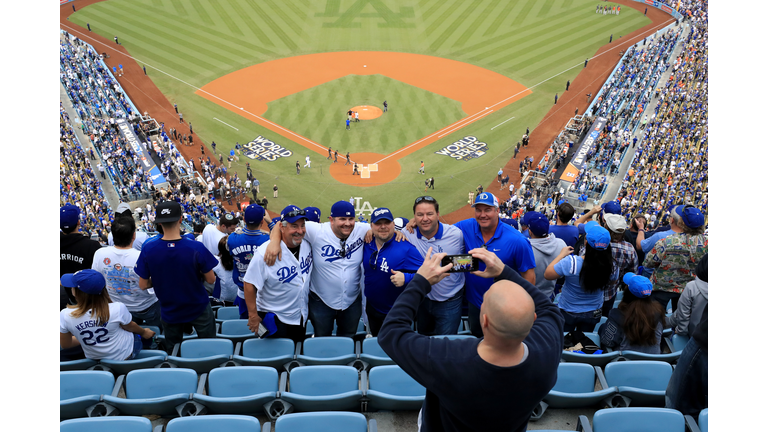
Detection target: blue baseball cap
<box><xmin>60</xmin><ymin>269</ymin><xmax>106</xmax><ymax>295</ymax></box>
<box><xmin>602</xmin><ymin>201</ymin><xmax>622</xmax><ymax>215</ymax></box>
<box><xmin>60</xmin><ymin>203</ymin><xmax>80</xmax><ymax>229</ymax></box>
<box><xmin>331</xmin><ymin>201</ymin><xmax>355</xmax><ymax>218</ymax></box>
<box><xmin>472</xmin><ymin>192</ymin><xmax>499</xmax><ymax>208</ymax></box>
<box><xmin>525</xmin><ymin>212</ymin><xmax>550</xmax><ymax>237</ymax></box>
<box><xmin>673</xmin><ymin>205</ymin><xmax>704</xmax><ymax>228</ymax></box>
<box><xmin>268</xmin><ymin>217</ymin><xmax>281</xmax><ymax>230</ymax></box>
<box><xmin>281</xmin><ymin>205</ymin><xmax>308</xmax><ymax>224</ymax></box>
<box><xmin>393</xmin><ymin>217</ymin><xmax>409</xmax><ymax>231</ymax></box>
<box><xmin>260</xmin><ymin>312</ymin><xmax>278</xmax><ymax>338</ymax></box>
<box><xmin>499</xmin><ymin>216</ymin><xmax>518</xmax><ymax>230</ymax></box>
<box><xmin>622</xmin><ymin>272</ymin><xmax>653</xmax><ymax>298</ymax></box>
<box><xmin>370</xmin><ymin>208</ymin><xmax>394</xmax><ymax>224</ymax></box>
<box><xmin>520</xmin><ymin>211</ymin><xmax>536</xmax><ymax>227</ymax></box>
<box><xmin>243</xmin><ymin>204</ymin><xmax>265</xmax><ymax>225</ymax></box>
<box><xmin>303</xmin><ymin>207</ymin><xmax>321</xmax><ymax>223</ymax></box>
<box><xmin>584</xmin><ymin>221</ymin><xmax>610</xmax><ymax>250</ymax></box>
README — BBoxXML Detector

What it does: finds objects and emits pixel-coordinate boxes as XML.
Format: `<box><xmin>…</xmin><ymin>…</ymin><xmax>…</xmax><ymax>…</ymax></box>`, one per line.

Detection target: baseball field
<box><xmin>66</xmin><ymin>0</ymin><xmax>654</xmax><ymax>219</ymax></box>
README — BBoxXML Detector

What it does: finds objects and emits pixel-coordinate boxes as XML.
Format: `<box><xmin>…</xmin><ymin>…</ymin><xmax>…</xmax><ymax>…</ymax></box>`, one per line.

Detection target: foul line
<box><xmin>214</xmin><ymin>117</ymin><xmax>239</xmax><ymax>130</ymax></box>
<box><xmin>491</xmin><ymin>117</ymin><xmax>515</xmax><ymax>130</ymax></box>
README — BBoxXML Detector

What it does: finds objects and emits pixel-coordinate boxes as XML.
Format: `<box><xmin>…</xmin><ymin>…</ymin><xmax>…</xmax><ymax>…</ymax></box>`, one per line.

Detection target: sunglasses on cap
<box><xmin>414</xmin><ymin>196</ymin><xmax>437</xmax><ymax>205</ymax></box>
<box><xmin>281</xmin><ymin>209</ymin><xmax>306</xmax><ymax>220</ymax></box>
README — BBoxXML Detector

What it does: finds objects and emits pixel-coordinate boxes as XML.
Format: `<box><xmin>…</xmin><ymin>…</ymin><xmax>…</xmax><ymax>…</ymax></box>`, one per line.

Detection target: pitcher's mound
<box><xmin>350</xmin><ymin>105</ymin><xmax>383</xmax><ymax>120</ymax></box>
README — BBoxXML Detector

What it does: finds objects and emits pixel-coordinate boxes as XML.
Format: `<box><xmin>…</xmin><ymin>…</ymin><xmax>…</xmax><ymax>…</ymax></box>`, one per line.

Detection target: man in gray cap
<box><xmin>60</xmin><ymin>203</ymin><xmax>102</xmax><ymax>310</ymax></box>
<box><xmin>601</xmin><ymin>213</ymin><xmax>639</xmax><ymax>315</ymax></box>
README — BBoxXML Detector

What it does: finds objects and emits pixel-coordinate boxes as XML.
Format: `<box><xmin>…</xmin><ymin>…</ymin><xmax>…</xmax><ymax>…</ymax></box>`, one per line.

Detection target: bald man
<box><xmin>378</xmin><ymin>248</ymin><xmax>564</xmax><ymax>432</ymax></box>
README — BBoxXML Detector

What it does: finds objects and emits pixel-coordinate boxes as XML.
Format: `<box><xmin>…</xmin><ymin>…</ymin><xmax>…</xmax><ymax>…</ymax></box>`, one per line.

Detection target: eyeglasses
<box><xmin>414</xmin><ymin>196</ymin><xmax>437</xmax><ymax>205</ymax></box>
<box><xmin>281</xmin><ymin>209</ymin><xmax>306</xmax><ymax>221</ymax></box>
<box><xmin>338</xmin><ymin>239</ymin><xmax>347</xmax><ymax>258</ymax></box>
<box><xmin>369</xmin><ymin>250</ymin><xmax>379</xmax><ymax>270</ymax></box>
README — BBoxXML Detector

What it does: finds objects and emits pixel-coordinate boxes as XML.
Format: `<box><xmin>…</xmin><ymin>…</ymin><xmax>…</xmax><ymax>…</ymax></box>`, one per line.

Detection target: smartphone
<box><xmin>441</xmin><ymin>254</ymin><xmax>480</xmax><ymax>273</ymax></box>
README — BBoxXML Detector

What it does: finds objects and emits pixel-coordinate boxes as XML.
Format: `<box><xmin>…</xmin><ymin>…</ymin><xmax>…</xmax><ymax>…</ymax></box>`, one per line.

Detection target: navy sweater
<box><xmin>378</xmin><ymin>266</ymin><xmax>564</xmax><ymax>432</ymax></box>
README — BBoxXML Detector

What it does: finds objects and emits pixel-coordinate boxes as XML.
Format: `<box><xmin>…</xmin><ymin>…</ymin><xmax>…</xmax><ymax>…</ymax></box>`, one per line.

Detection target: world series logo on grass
<box><xmin>434</xmin><ymin>136</ymin><xmax>488</xmax><ymax>161</ymax></box>
<box><xmin>242</xmin><ymin>136</ymin><xmax>293</xmax><ymax>161</ymax></box>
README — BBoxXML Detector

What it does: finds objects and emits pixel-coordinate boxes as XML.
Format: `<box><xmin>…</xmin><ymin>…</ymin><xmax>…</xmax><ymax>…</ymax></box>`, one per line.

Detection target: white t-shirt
<box><xmin>92</xmin><ymin>247</ymin><xmax>158</xmax><ymax>312</ymax></box>
<box><xmin>107</xmin><ymin>231</ymin><xmax>148</xmax><ymax>251</ymax></box>
<box><xmin>60</xmin><ymin>303</ymin><xmax>135</xmax><ymax>360</ymax></box>
<box><xmin>213</xmin><ymin>257</ymin><xmax>239</xmax><ymax>302</ymax></box>
<box><xmin>201</xmin><ymin>224</ymin><xmax>227</xmax><ymax>256</ymax></box>
<box><xmin>243</xmin><ymin>240</ymin><xmax>313</xmax><ymax>325</ymax></box>
<box><xmin>303</xmin><ymin>221</ymin><xmax>369</xmax><ymax>310</ymax></box>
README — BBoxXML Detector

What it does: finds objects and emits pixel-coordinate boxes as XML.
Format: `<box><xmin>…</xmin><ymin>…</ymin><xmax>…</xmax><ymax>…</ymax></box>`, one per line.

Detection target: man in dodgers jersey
<box><xmin>227</xmin><ymin>203</ymin><xmax>269</xmax><ymax>319</ymax></box>
<box><xmin>243</xmin><ymin>205</ymin><xmax>313</xmax><ymax>343</ymax></box>
<box><xmin>265</xmin><ymin>200</ymin><xmax>370</xmax><ymax>337</ymax></box>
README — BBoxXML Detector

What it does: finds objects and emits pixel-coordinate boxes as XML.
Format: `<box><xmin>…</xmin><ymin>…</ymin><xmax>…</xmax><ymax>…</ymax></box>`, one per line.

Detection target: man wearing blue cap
<box><xmin>526</xmin><ymin>212</ymin><xmax>566</xmax><ymax>301</ymax></box>
<box><xmin>643</xmin><ymin>205</ymin><xmax>707</xmax><ymax>311</ymax></box>
<box><xmin>454</xmin><ymin>192</ymin><xmax>536</xmax><ymax>337</ymax></box>
<box><xmin>303</xmin><ymin>207</ymin><xmax>321</xmax><ymax>223</ymax></box>
<box><xmin>60</xmin><ymin>203</ymin><xmax>103</xmax><ymax>310</ymax></box>
<box><xmin>264</xmin><ymin>200</ymin><xmax>371</xmax><ymax>337</ymax></box>
<box><xmin>362</xmin><ymin>207</ymin><xmax>424</xmax><ymax>336</ymax></box>
<box><xmin>227</xmin><ymin>204</ymin><xmax>270</xmax><ymax>319</ymax></box>
<box><xmin>243</xmin><ymin>205</ymin><xmax>313</xmax><ymax>343</ymax></box>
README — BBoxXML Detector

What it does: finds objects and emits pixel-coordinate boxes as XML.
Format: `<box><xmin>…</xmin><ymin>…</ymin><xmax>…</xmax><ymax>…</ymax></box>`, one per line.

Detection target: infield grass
<box><xmin>69</xmin><ymin>0</ymin><xmax>652</xmax><ymax>217</ymax></box>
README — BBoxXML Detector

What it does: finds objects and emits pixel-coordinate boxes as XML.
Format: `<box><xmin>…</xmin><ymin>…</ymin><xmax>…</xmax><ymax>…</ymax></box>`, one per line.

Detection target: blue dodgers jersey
<box><xmin>134</xmin><ymin>237</ymin><xmax>218</xmax><ymax>324</ymax></box>
<box><xmin>227</xmin><ymin>229</ymin><xmax>270</xmax><ymax>288</ymax></box>
<box><xmin>454</xmin><ymin>218</ymin><xmax>536</xmax><ymax>308</ymax></box>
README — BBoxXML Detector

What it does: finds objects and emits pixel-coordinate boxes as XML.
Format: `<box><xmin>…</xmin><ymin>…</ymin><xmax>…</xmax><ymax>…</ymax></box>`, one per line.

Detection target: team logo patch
<box><xmin>168</xmin><ymin>243</ymin><xmax>176</xmax><ymax>248</ymax></box>
<box><xmin>114</xmin><ymin>263</ymin><xmax>122</xmax><ymax>271</ymax></box>
<box><xmin>103</xmin><ymin>258</ymin><xmax>111</xmax><ymax>265</ymax></box>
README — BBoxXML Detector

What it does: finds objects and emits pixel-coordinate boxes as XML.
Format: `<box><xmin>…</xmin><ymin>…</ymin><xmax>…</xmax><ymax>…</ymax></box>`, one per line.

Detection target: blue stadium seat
<box><xmin>60</xmin><ymin>358</ymin><xmax>98</xmax><ymax>371</ymax></box>
<box><xmin>601</xmin><ymin>361</ymin><xmax>673</xmax><ymax>407</ymax></box>
<box><xmin>60</xmin><ymin>371</ymin><xmax>117</xmax><ymax>419</ymax></box>
<box><xmin>296</xmin><ymin>337</ymin><xmax>357</xmax><ymax>366</ymax></box>
<box><xmin>617</xmin><ymin>350</ymin><xmax>681</xmax><ymax>364</ymax></box>
<box><xmin>279</xmin><ymin>365</ymin><xmax>365</xmax><ymax>412</ymax></box>
<box><xmin>94</xmin><ymin>350</ymin><xmax>167</xmax><ymax>375</ymax></box>
<box><xmin>192</xmin><ymin>366</ymin><xmax>278</xmax><ymax>415</ymax></box>
<box><xmin>699</xmin><ymin>408</ymin><xmax>708</xmax><ymax>432</ymax></box>
<box><xmin>164</xmin><ymin>415</ymin><xmax>267</xmax><ymax>432</ymax></box>
<box><xmin>215</xmin><ymin>306</ymin><xmax>240</xmax><ymax>323</ymax></box>
<box><xmin>269</xmin><ymin>412</ymin><xmax>375</xmax><ymax>432</ymax></box>
<box><xmin>577</xmin><ymin>407</ymin><xmax>685</xmax><ymax>432</ymax></box>
<box><xmin>164</xmin><ymin>339</ymin><xmax>236</xmax><ymax>374</ymax></box>
<box><xmin>233</xmin><ymin>338</ymin><xmax>297</xmax><ymax>370</ymax></box>
<box><xmin>359</xmin><ymin>337</ymin><xmax>395</xmax><ymax>368</ymax></box>
<box><xmin>101</xmin><ymin>368</ymin><xmax>201</xmax><ymax>417</ymax></box>
<box><xmin>531</xmin><ymin>363</ymin><xmax>616</xmax><ymax>420</ymax></box>
<box><xmin>366</xmin><ymin>365</ymin><xmax>425</xmax><ymax>411</ymax></box>
<box><xmin>664</xmin><ymin>334</ymin><xmax>690</xmax><ymax>352</ymax></box>
<box><xmin>593</xmin><ymin>316</ymin><xmax>609</xmax><ymax>333</ymax></box>
<box><xmin>561</xmin><ymin>332</ymin><xmax>620</xmax><ymax>367</ymax></box>
<box><xmin>431</xmin><ymin>334</ymin><xmax>475</xmax><ymax>340</ymax></box>
<box><xmin>60</xmin><ymin>417</ymin><xmax>152</xmax><ymax>432</ymax></box>
<box><xmin>217</xmin><ymin>319</ymin><xmax>258</xmax><ymax>344</ymax></box>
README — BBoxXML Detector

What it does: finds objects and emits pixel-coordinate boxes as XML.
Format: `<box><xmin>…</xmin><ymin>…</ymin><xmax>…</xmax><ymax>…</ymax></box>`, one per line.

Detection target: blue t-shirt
<box><xmin>227</xmin><ymin>228</ymin><xmax>270</xmax><ymax>288</ymax></box>
<box><xmin>134</xmin><ymin>237</ymin><xmax>218</xmax><ymax>324</ymax></box>
<box><xmin>362</xmin><ymin>236</ymin><xmax>423</xmax><ymax>314</ymax></box>
<box><xmin>549</xmin><ymin>225</ymin><xmax>580</xmax><ymax>248</ymax></box>
<box><xmin>553</xmin><ymin>255</ymin><xmax>603</xmax><ymax>313</ymax></box>
<box><xmin>454</xmin><ymin>219</ymin><xmax>536</xmax><ymax>308</ymax></box>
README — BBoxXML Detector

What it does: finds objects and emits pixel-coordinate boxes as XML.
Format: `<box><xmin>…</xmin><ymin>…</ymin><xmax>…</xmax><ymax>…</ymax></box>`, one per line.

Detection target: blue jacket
<box><xmin>362</xmin><ymin>236</ymin><xmax>423</xmax><ymax>314</ymax></box>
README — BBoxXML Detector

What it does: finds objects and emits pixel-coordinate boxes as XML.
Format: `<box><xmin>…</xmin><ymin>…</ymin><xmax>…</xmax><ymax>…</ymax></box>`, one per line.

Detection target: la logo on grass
<box><xmin>316</xmin><ymin>0</ymin><xmax>415</xmax><ymax>28</ymax></box>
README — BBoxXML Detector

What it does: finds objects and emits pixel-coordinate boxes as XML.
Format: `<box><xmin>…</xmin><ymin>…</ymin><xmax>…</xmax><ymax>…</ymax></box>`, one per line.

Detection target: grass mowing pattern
<box><xmin>69</xmin><ymin>0</ymin><xmax>650</xmax><ymax>217</ymax></box>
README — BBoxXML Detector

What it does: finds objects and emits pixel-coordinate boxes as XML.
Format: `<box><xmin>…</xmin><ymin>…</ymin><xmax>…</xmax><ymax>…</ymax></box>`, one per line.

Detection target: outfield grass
<box><xmin>69</xmin><ymin>0</ymin><xmax>650</xmax><ymax>218</ymax></box>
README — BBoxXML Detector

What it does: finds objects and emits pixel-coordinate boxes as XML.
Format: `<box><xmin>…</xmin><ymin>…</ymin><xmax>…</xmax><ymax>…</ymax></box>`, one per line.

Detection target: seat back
<box><xmin>275</xmin><ymin>412</ymin><xmax>368</xmax><ymax>432</ymax></box>
<box><xmin>125</xmin><ymin>369</ymin><xmax>199</xmax><ymax>399</ymax></box>
<box><xmin>165</xmin><ymin>415</ymin><xmax>261</xmax><ymax>432</ymax></box>
<box><xmin>220</xmin><ymin>319</ymin><xmax>253</xmax><ymax>335</ymax></box>
<box><xmin>60</xmin><ymin>417</ymin><xmax>152</xmax><ymax>432</ymax></box>
<box><xmin>288</xmin><ymin>366</ymin><xmax>359</xmax><ymax>396</ymax></box>
<box><xmin>604</xmin><ymin>361</ymin><xmax>673</xmax><ymax>391</ymax></box>
<box><xmin>180</xmin><ymin>339</ymin><xmax>234</xmax><ymax>358</ymax></box>
<box><xmin>207</xmin><ymin>366</ymin><xmax>279</xmax><ymax>397</ymax></box>
<box><xmin>301</xmin><ymin>337</ymin><xmax>354</xmax><ymax>358</ymax></box>
<box><xmin>60</xmin><ymin>371</ymin><xmax>114</xmax><ymax>400</ymax></box>
<box><xmin>241</xmin><ymin>338</ymin><xmax>295</xmax><ymax>358</ymax></box>
<box><xmin>362</xmin><ymin>337</ymin><xmax>388</xmax><ymax>358</ymax></box>
<box><xmin>368</xmin><ymin>365</ymin><xmax>425</xmax><ymax>397</ymax></box>
<box><xmin>216</xmin><ymin>307</ymin><xmax>240</xmax><ymax>321</ymax></box>
<box><xmin>550</xmin><ymin>363</ymin><xmax>596</xmax><ymax>394</ymax></box>
<box><xmin>592</xmin><ymin>407</ymin><xmax>685</xmax><ymax>432</ymax></box>
<box><xmin>668</xmin><ymin>334</ymin><xmax>690</xmax><ymax>352</ymax></box>
<box><xmin>698</xmin><ymin>408</ymin><xmax>708</xmax><ymax>432</ymax></box>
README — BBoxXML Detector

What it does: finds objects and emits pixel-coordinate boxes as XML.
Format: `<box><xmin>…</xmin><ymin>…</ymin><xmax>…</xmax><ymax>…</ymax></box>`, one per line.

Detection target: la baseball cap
<box><xmin>601</xmin><ymin>201</ymin><xmax>622</xmax><ymax>215</ymax></box>
<box><xmin>604</xmin><ymin>214</ymin><xmax>627</xmax><ymax>233</ymax></box>
<box><xmin>303</xmin><ymin>207</ymin><xmax>321</xmax><ymax>223</ymax></box>
<box><xmin>259</xmin><ymin>312</ymin><xmax>278</xmax><ymax>338</ymax></box>
<box><xmin>622</xmin><ymin>272</ymin><xmax>653</xmax><ymax>298</ymax></box>
<box><xmin>673</xmin><ymin>205</ymin><xmax>705</xmax><ymax>228</ymax></box>
<box><xmin>281</xmin><ymin>205</ymin><xmax>308</xmax><ymax>224</ymax></box>
<box><xmin>60</xmin><ymin>269</ymin><xmax>106</xmax><ymax>295</ymax></box>
<box><xmin>584</xmin><ymin>221</ymin><xmax>610</xmax><ymax>250</ymax></box>
<box><xmin>526</xmin><ymin>212</ymin><xmax>550</xmax><ymax>237</ymax></box>
<box><xmin>472</xmin><ymin>192</ymin><xmax>499</xmax><ymax>208</ymax></box>
<box><xmin>370</xmin><ymin>208</ymin><xmax>394</xmax><ymax>224</ymax></box>
<box><xmin>244</xmin><ymin>204</ymin><xmax>265</xmax><ymax>225</ymax></box>
<box><xmin>155</xmin><ymin>201</ymin><xmax>182</xmax><ymax>223</ymax></box>
<box><xmin>393</xmin><ymin>217</ymin><xmax>409</xmax><ymax>231</ymax></box>
<box><xmin>331</xmin><ymin>201</ymin><xmax>355</xmax><ymax>218</ymax></box>
<box><xmin>268</xmin><ymin>217</ymin><xmax>281</xmax><ymax>230</ymax></box>
<box><xmin>500</xmin><ymin>216</ymin><xmax>519</xmax><ymax>230</ymax></box>
<box><xmin>60</xmin><ymin>203</ymin><xmax>80</xmax><ymax>229</ymax></box>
